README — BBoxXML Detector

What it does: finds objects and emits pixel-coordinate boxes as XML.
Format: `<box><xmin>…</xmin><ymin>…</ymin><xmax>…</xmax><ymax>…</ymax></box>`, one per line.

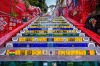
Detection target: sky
<box><xmin>45</xmin><ymin>0</ymin><xmax>56</xmax><ymax>7</ymax></box>
<box><xmin>45</xmin><ymin>0</ymin><xmax>56</xmax><ymax>12</ymax></box>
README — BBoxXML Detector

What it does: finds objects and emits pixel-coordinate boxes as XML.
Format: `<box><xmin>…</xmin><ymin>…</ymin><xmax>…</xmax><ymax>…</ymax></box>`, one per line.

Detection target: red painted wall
<box><xmin>0</xmin><ymin>0</ymin><xmax>41</xmax><ymax>38</ymax></box>
<box><xmin>63</xmin><ymin>0</ymin><xmax>96</xmax><ymax>24</ymax></box>
<box><xmin>0</xmin><ymin>0</ymin><xmax>11</xmax><ymax>15</ymax></box>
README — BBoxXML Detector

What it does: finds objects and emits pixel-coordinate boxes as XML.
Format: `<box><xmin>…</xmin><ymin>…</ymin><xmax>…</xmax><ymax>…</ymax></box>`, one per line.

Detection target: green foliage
<box><xmin>28</xmin><ymin>0</ymin><xmax>39</xmax><ymax>6</ymax></box>
<box><xmin>11</xmin><ymin>12</ymin><xmax>18</xmax><ymax>17</ymax></box>
<box><xmin>23</xmin><ymin>0</ymin><xmax>30</xmax><ymax>11</ymax></box>
<box><xmin>27</xmin><ymin>0</ymin><xmax>48</xmax><ymax>13</ymax></box>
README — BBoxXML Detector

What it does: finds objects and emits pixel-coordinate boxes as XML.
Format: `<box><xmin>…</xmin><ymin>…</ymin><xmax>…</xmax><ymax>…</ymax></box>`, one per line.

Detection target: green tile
<box><xmin>67</xmin><ymin>62</ymin><xmax>73</xmax><ymax>66</ymax></box>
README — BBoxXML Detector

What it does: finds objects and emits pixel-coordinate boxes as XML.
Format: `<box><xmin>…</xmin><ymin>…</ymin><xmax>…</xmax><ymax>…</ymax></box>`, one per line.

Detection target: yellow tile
<box><xmin>19</xmin><ymin>37</ymin><xmax>26</xmax><ymax>42</ymax></box>
<box><xmin>75</xmin><ymin>50</ymin><xmax>79</xmax><ymax>55</ymax></box>
<box><xmin>70</xmin><ymin>50</ymin><xmax>76</xmax><ymax>55</ymax></box>
<box><xmin>15</xmin><ymin>50</ymin><xmax>20</xmax><ymax>55</ymax></box>
<box><xmin>75</xmin><ymin>37</ymin><xmax>78</xmax><ymax>42</ymax></box>
<box><xmin>78</xmin><ymin>50</ymin><xmax>82</xmax><ymax>55</ymax></box>
<box><xmin>67</xmin><ymin>26</ymin><xmax>70</xmax><ymax>28</ymax></box>
<box><xmin>60</xmin><ymin>30</ymin><xmax>63</xmax><ymax>33</ymax></box>
<box><xmin>48</xmin><ymin>30</ymin><xmax>52</xmax><ymax>33</ymax></box>
<box><xmin>6</xmin><ymin>50</ymin><xmax>9</xmax><ymax>55</ymax></box>
<box><xmin>40</xmin><ymin>30</ymin><xmax>43</xmax><ymax>33</ymax></box>
<box><xmin>32</xmin><ymin>50</ymin><xmax>37</xmax><ymax>56</ymax></box>
<box><xmin>32</xmin><ymin>50</ymin><xmax>42</xmax><ymax>56</ymax></box>
<box><xmin>89</xmin><ymin>50</ymin><xmax>95</xmax><ymax>55</ymax></box>
<box><xmin>66</xmin><ymin>38</ymin><xmax>69</xmax><ymax>42</ymax></box>
<box><xmin>58</xmin><ymin>50</ymin><xmax>62</xmax><ymax>55</ymax></box>
<box><xmin>67</xmin><ymin>30</ymin><xmax>69</xmax><ymax>33</ymax></box>
<box><xmin>25</xmin><ymin>50</ymin><xmax>28</xmax><ymax>55</ymax></box>
<box><xmin>25</xmin><ymin>30</ymin><xmax>29</xmax><ymax>33</ymax></box>
<box><xmin>65</xmin><ymin>50</ymin><xmax>68</xmax><ymax>55</ymax></box>
<box><xmin>78</xmin><ymin>50</ymin><xmax>81</xmax><ymax>55</ymax></box>
<box><xmin>27</xmin><ymin>50</ymin><xmax>32</xmax><ymax>55</ymax></box>
<box><xmin>80</xmin><ymin>37</ymin><xmax>83</xmax><ymax>42</ymax></box>
<box><xmin>54</xmin><ymin>38</ymin><xmax>63</xmax><ymax>42</ymax></box>
<box><xmin>27</xmin><ymin>38</ymin><xmax>34</xmax><ymax>41</ymax></box>
<box><xmin>37</xmin><ymin>38</ymin><xmax>47</xmax><ymax>42</ymax></box>
<box><xmin>67</xmin><ymin>50</ymin><xmax>71</xmax><ymax>55</ymax></box>
<box><xmin>60</xmin><ymin>50</ymin><xmax>66</xmax><ymax>56</ymax></box>
<box><xmin>74</xmin><ymin>30</ymin><xmax>76</xmax><ymax>33</ymax></box>
<box><xmin>20</xmin><ymin>50</ymin><xmax>25</xmax><ymax>55</ymax></box>
<box><xmin>82</xmin><ymin>50</ymin><xmax>86</xmax><ymax>55</ymax></box>
<box><xmin>73</xmin><ymin>50</ymin><xmax>78</xmax><ymax>55</ymax></box>
<box><xmin>36</xmin><ymin>50</ymin><xmax>43</xmax><ymax>55</ymax></box>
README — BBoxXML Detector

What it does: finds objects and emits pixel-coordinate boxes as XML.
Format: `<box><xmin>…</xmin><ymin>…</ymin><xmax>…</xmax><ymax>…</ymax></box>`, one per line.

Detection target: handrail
<box><xmin>65</xmin><ymin>17</ymin><xmax>84</xmax><ymax>26</ymax></box>
<box><xmin>64</xmin><ymin>16</ymin><xmax>100</xmax><ymax>45</ymax></box>
<box><xmin>77</xmin><ymin>26</ymin><xmax>100</xmax><ymax>45</ymax></box>
<box><xmin>0</xmin><ymin>16</ymin><xmax>37</xmax><ymax>47</ymax></box>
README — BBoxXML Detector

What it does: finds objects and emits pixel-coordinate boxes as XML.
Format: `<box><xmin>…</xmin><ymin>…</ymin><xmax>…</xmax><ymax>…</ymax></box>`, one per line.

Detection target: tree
<box><xmin>27</xmin><ymin>0</ymin><xmax>48</xmax><ymax>13</ymax></box>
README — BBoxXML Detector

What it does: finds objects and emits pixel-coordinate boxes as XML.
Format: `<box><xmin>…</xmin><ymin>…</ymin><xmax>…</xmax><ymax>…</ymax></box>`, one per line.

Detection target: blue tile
<box><xmin>53</xmin><ymin>28</ymin><xmax>73</xmax><ymax>30</ymax></box>
<box><xmin>19</xmin><ymin>44</ymin><xmax>27</xmax><ymax>47</ymax></box>
<box><xmin>29</xmin><ymin>43</ymin><xmax>48</xmax><ymax>47</ymax></box>
<box><xmin>13</xmin><ymin>43</ymin><xmax>88</xmax><ymax>47</ymax></box>
<box><xmin>13</xmin><ymin>44</ymin><xmax>19</xmax><ymax>47</ymax></box>
<box><xmin>28</xmin><ymin>28</ymin><xmax>42</xmax><ymax>30</ymax></box>
<box><xmin>53</xmin><ymin>43</ymin><xmax>88</xmax><ymax>47</ymax></box>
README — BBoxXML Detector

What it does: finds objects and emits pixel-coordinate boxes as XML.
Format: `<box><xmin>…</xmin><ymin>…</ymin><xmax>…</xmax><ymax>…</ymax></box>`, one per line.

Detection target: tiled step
<box><xmin>1</xmin><ymin>16</ymin><xmax>99</xmax><ymax>61</ymax></box>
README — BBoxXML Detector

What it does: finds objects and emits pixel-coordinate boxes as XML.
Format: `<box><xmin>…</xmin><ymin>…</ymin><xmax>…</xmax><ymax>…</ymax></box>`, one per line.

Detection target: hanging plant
<box><xmin>11</xmin><ymin>12</ymin><xmax>18</xmax><ymax>17</ymax></box>
<box><xmin>23</xmin><ymin>0</ymin><xmax>29</xmax><ymax>11</ymax></box>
